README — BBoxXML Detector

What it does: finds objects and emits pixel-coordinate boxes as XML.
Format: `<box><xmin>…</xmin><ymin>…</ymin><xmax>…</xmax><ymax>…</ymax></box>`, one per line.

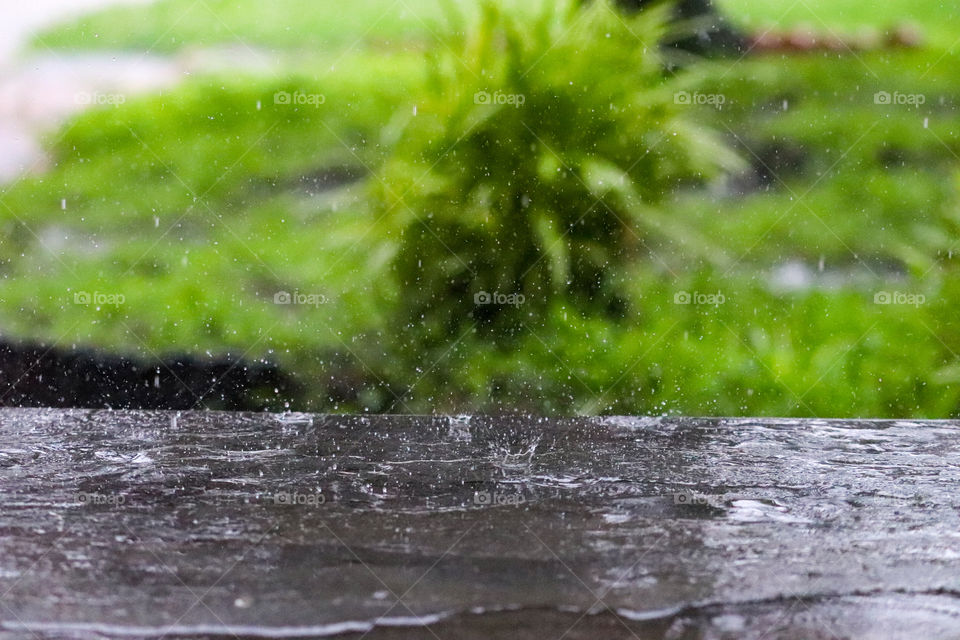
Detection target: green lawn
<box><xmin>32</xmin><ymin>0</ymin><xmax>957</xmax><ymax>52</ymax></box>
<box><xmin>4</xmin><ymin>0</ymin><xmax>959</xmax><ymax>416</ymax></box>
<box><xmin>32</xmin><ymin>0</ymin><xmax>431</xmax><ymax>52</ymax></box>
<box><xmin>718</xmin><ymin>0</ymin><xmax>957</xmax><ymax>48</ymax></box>
<box><xmin>30</xmin><ymin>0</ymin><xmax>547</xmax><ymax>54</ymax></box>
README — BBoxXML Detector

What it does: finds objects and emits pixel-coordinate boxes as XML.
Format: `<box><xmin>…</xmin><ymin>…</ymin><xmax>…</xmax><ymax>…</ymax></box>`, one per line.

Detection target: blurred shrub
<box><xmin>371</xmin><ymin>0</ymin><xmax>742</xmax><ymax>352</ymax></box>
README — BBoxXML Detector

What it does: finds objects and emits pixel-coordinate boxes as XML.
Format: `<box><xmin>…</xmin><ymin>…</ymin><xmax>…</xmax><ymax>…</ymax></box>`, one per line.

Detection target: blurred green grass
<box><xmin>3</xmin><ymin>0</ymin><xmax>959</xmax><ymax>416</ymax></box>
<box><xmin>31</xmin><ymin>0</ymin><xmax>957</xmax><ymax>52</ymax></box>
<box><xmin>31</xmin><ymin>0</ymin><xmax>434</xmax><ymax>52</ymax></box>
<box><xmin>717</xmin><ymin>0</ymin><xmax>957</xmax><ymax>48</ymax></box>
<box><xmin>29</xmin><ymin>0</ymin><xmax>548</xmax><ymax>54</ymax></box>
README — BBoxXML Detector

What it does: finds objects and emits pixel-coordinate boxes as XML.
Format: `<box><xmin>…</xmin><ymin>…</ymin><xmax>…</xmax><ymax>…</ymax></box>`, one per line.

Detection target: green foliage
<box><xmin>373</xmin><ymin>0</ymin><xmax>741</xmax><ymax>348</ymax></box>
<box><xmin>0</xmin><ymin>61</ymin><xmax>427</xmax><ymax>375</ymax></box>
<box><xmin>440</xmin><ymin>285</ymin><xmax>960</xmax><ymax>417</ymax></box>
<box><xmin>3</xmin><ymin>0</ymin><xmax>960</xmax><ymax>417</ymax></box>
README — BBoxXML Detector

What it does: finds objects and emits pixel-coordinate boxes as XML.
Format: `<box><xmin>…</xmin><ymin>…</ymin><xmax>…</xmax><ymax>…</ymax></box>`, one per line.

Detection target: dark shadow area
<box><xmin>0</xmin><ymin>340</ymin><xmax>295</xmax><ymax>410</ymax></box>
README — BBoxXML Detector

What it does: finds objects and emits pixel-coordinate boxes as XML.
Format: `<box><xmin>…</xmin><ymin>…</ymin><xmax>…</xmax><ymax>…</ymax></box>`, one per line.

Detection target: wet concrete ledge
<box><xmin>1</xmin><ymin>409</ymin><xmax>959</xmax><ymax>639</ymax></box>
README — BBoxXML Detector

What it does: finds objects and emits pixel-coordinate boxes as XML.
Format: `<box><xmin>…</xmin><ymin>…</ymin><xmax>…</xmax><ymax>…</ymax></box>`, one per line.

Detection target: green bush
<box><xmin>372</xmin><ymin>1</ymin><xmax>740</xmax><ymax>335</ymax></box>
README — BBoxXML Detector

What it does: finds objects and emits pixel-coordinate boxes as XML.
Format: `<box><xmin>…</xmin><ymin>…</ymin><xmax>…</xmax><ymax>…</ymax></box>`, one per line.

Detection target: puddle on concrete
<box><xmin>0</xmin><ymin>410</ymin><xmax>959</xmax><ymax>638</ymax></box>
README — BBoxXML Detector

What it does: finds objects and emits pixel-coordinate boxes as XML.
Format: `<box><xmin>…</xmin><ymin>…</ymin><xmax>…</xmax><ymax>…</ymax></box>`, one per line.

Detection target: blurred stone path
<box><xmin>0</xmin><ymin>0</ymin><xmax>154</xmax><ymax>63</ymax></box>
<box><xmin>0</xmin><ymin>0</ymin><xmax>214</xmax><ymax>182</ymax></box>
<box><xmin>0</xmin><ymin>55</ymin><xmax>181</xmax><ymax>181</ymax></box>
<box><xmin>0</xmin><ymin>0</ymin><xmax>167</xmax><ymax>181</ymax></box>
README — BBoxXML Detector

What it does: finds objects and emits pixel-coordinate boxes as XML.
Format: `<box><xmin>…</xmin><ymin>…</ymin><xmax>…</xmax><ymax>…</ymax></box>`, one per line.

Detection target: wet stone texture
<box><xmin>0</xmin><ymin>409</ymin><xmax>959</xmax><ymax>639</ymax></box>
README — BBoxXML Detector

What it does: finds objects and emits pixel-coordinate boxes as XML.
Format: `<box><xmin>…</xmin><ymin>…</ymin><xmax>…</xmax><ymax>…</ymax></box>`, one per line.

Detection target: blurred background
<box><xmin>0</xmin><ymin>0</ymin><xmax>957</xmax><ymax>416</ymax></box>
